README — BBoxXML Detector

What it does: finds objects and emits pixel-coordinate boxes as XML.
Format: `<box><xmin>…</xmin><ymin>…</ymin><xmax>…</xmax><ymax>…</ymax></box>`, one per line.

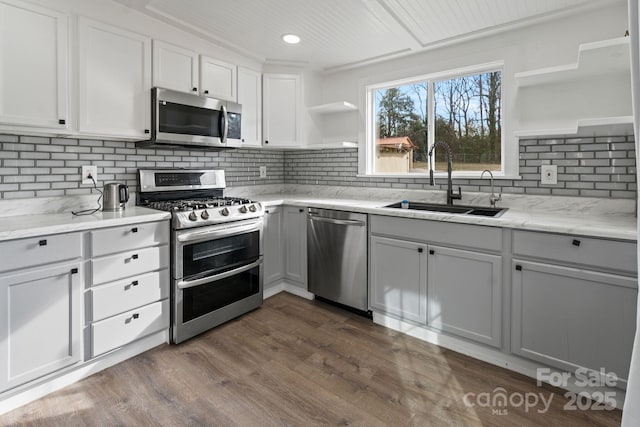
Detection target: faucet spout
<box><xmin>481</xmin><ymin>169</ymin><xmax>501</xmax><ymax>208</ymax></box>
<box><xmin>428</xmin><ymin>141</ymin><xmax>462</xmax><ymax>205</ymax></box>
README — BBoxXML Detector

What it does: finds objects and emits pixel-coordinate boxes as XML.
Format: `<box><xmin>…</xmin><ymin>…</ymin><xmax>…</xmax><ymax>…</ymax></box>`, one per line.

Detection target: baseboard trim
<box><xmin>0</xmin><ymin>330</ymin><xmax>168</xmax><ymax>415</ymax></box>
<box><xmin>264</xmin><ymin>281</ymin><xmax>314</xmax><ymax>300</ymax></box>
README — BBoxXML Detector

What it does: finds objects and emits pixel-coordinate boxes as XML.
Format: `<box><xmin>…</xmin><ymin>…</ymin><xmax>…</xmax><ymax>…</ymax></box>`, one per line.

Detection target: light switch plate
<box><xmin>541</xmin><ymin>164</ymin><xmax>557</xmax><ymax>185</ymax></box>
<box><xmin>259</xmin><ymin>166</ymin><xmax>267</xmax><ymax>179</ymax></box>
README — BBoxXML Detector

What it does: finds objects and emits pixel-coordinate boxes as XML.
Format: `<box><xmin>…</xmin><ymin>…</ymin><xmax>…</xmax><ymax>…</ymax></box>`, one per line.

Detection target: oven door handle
<box><xmin>177</xmin><ymin>221</ymin><xmax>262</xmax><ymax>244</ymax></box>
<box><xmin>177</xmin><ymin>258</ymin><xmax>263</xmax><ymax>290</ymax></box>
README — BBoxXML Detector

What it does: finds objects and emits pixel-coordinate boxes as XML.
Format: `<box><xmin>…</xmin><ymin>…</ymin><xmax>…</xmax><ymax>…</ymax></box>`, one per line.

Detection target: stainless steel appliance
<box><xmin>307</xmin><ymin>208</ymin><xmax>368</xmax><ymax>312</ymax></box>
<box><xmin>102</xmin><ymin>182</ymin><xmax>129</xmax><ymax>211</ymax></box>
<box><xmin>141</xmin><ymin>87</ymin><xmax>242</xmax><ymax>150</ymax></box>
<box><xmin>137</xmin><ymin>169</ymin><xmax>264</xmax><ymax>344</ymax></box>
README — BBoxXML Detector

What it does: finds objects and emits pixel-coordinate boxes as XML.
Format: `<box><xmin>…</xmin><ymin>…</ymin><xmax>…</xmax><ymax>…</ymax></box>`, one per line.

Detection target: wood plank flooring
<box><xmin>1</xmin><ymin>292</ymin><xmax>623</xmax><ymax>426</ymax></box>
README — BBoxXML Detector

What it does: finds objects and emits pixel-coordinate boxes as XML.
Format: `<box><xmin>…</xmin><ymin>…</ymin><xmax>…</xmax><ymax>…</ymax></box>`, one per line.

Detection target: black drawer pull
<box><xmin>58</xmin><ymin>119</ymin><xmax>66</xmax><ymax>125</ymax></box>
<box><xmin>39</xmin><ymin>239</ymin><xmax>47</xmax><ymax>246</ymax></box>
<box><xmin>132</xmin><ymin>280</ymin><xmax>139</xmax><ymax>286</ymax></box>
<box><xmin>192</xmin><ymin>87</ymin><xmax>197</xmax><ymax>92</ymax></box>
<box><xmin>132</xmin><ymin>254</ymin><xmax>139</xmax><ymax>260</ymax></box>
<box><xmin>204</xmin><ymin>90</ymin><xmax>209</xmax><ymax>94</ymax></box>
<box><xmin>70</xmin><ymin>268</ymin><xmax>78</xmax><ymax>274</ymax></box>
<box><xmin>131</xmin><ymin>227</ymin><xmax>138</xmax><ymax>233</ymax></box>
<box><xmin>299</xmin><ymin>208</ymin><xmax>304</xmax><ymax>213</ymax></box>
<box><xmin>132</xmin><ymin>313</ymin><xmax>139</xmax><ymax>319</ymax></box>
<box><xmin>144</xmin><ymin>129</ymin><xmax>150</xmax><ymax>134</ymax></box>
<box><xmin>572</xmin><ymin>239</ymin><xmax>581</xmax><ymax>247</ymax></box>
<box><xmin>265</xmin><ymin>209</ymin><xmax>270</xmax><ymax>214</ymax></box>
<box><xmin>264</xmin><ymin>140</ymin><xmax>269</xmax><ymax>144</ymax></box>
<box><xmin>418</xmin><ymin>248</ymin><xmax>423</xmax><ymax>253</ymax></box>
<box><xmin>515</xmin><ymin>265</ymin><xmax>522</xmax><ymax>271</ymax></box>
<box><xmin>429</xmin><ymin>249</ymin><xmax>435</xmax><ymax>255</ymax></box>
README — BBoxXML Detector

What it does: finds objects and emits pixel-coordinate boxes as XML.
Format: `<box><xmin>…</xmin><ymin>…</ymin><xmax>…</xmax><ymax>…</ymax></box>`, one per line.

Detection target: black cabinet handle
<box><xmin>132</xmin><ymin>254</ymin><xmax>139</xmax><ymax>260</ymax></box>
<box><xmin>39</xmin><ymin>239</ymin><xmax>47</xmax><ymax>246</ymax></box>
<box><xmin>241</xmin><ymin>138</ymin><xmax>245</xmax><ymax>142</ymax></box>
<box><xmin>515</xmin><ymin>265</ymin><xmax>522</xmax><ymax>271</ymax></box>
<box><xmin>132</xmin><ymin>280</ymin><xmax>139</xmax><ymax>286</ymax></box>
<box><xmin>264</xmin><ymin>140</ymin><xmax>269</xmax><ymax>144</ymax></box>
<box><xmin>429</xmin><ymin>249</ymin><xmax>435</xmax><ymax>255</ymax></box>
<box><xmin>131</xmin><ymin>227</ymin><xmax>138</xmax><ymax>233</ymax></box>
<box><xmin>132</xmin><ymin>313</ymin><xmax>139</xmax><ymax>319</ymax></box>
<box><xmin>70</xmin><ymin>268</ymin><xmax>78</xmax><ymax>274</ymax></box>
<box><xmin>192</xmin><ymin>87</ymin><xmax>197</xmax><ymax>92</ymax></box>
<box><xmin>144</xmin><ymin>129</ymin><xmax>150</xmax><ymax>134</ymax></box>
<box><xmin>204</xmin><ymin>90</ymin><xmax>209</xmax><ymax>94</ymax></box>
<box><xmin>265</xmin><ymin>209</ymin><xmax>270</xmax><ymax>214</ymax></box>
<box><xmin>572</xmin><ymin>239</ymin><xmax>581</xmax><ymax>247</ymax></box>
<box><xmin>299</xmin><ymin>209</ymin><xmax>304</xmax><ymax>213</ymax></box>
<box><xmin>58</xmin><ymin>119</ymin><xmax>66</xmax><ymax>125</ymax></box>
<box><xmin>418</xmin><ymin>248</ymin><xmax>423</xmax><ymax>253</ymax></box>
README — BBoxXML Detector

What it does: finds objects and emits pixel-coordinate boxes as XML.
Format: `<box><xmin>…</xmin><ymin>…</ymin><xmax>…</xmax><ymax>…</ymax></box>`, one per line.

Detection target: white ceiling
<box><xmin>115</xmin><ymin>0</ymin><xmax>619</xmax><ymax>72</ymax></box>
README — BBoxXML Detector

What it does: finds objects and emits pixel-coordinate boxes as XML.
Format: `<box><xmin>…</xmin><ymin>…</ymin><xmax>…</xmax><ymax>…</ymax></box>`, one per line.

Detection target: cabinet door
<box><xmin>370</xmin><ymin>236</ymin><xmax>427</xmax><ymax>324</ymax></box>
<box><xmin>0</xmin><ymin>262</ymin><xmax>82</xmax><ymax>392</ymax></box>
<box><xmin>78</xmin><ymin>18</ymin><xmax>151</xmax><ymax>139</ymax></box>
<box><xmin>512</xmin><ymin>260</ymin><xmax>637</xmax><ymax>381</ymax></box>
<box><xmin>283</xmin><ymin>207</ymin><xmax>306</xmax><ymax>287</ymax></box>
<box><xmin>237</xmin><ymin>67</ymin><xmax>262</xmax><ymax>147</ymax></box>
<box><xmin>427</xmin><ymin>246</ymin><xmax>501</xmax><ymax>347</ymax></box>
<box><xmin>263</xmin><ymin>206</ymin><xmax>284</xmax><ymax>285</ymax></box>
<box><xmin>200</xmin><ymin>56</ymin><xmax>236</xmax><ymax>101</ymax></box>
<box><xmin>0</xmin><ymin>0</ymin><xmax>68</xmax><ymax>130</ymax></box>
<box><xmin>263</xmin><ymin>73</ymin><xmax>301</xmax><ymax>147</ymax></box>
<box><xmin>152</xmin><ymin>40</ymin><xmax>198</xmax><ymax>94</ymax></box>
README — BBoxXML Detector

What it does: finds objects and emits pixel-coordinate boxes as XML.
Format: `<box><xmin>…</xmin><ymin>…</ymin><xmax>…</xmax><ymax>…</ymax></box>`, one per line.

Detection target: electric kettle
<box><xmin>103</xmin><ymin>182</ymin><xmax>129</xmax><ymax>211</ymax></box>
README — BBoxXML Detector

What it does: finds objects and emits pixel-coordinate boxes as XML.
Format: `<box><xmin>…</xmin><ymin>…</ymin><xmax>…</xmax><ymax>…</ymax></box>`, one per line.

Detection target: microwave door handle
<box><xmin>220</xmin><ymin>104</ymin><xmax>228</xmax><ymax>143</ymax></box>
<box><xmin>177</xmin><ymin>258</ymin><xmax>263</xmax><ymax>289</ymax></box>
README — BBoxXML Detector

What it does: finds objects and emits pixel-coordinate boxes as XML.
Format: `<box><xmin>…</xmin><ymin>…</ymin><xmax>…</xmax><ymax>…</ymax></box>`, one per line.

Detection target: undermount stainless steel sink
<box><xmin>384</xmin><ymin>201</ymin><xmax>507</xmax><ymax>218</ymax></box>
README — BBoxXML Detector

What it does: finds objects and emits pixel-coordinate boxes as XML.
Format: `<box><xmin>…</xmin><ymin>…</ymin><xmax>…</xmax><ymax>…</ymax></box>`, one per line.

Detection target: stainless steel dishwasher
<box><xmin>307</xmin><ymin>208</ymin><xmax>368</xmax><ymax>311</ymax></box>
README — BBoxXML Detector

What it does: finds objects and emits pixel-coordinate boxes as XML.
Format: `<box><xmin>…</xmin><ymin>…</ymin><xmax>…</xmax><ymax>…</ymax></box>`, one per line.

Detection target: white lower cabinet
<box><xmin>427</xmin><ymin>246</ymin><xmax>502</xmax><ymax>347</ymax></box>
<box><xmin>370</xmin><ymin>236</ymin><xmax>427</xmax><ymax>324</ymax></box>
<box><xmin>0</xmin><ymin>261</ymin><xmax>82</xmax><ymax>392</ymax></box>
<box><xmin>263</xmin><ymin>206</ymin><xmax>284</xmax><ymax>286</ymax></box>
<box><xmin>511</xmin><ymin>260</ymin><xmax>637</xmax><ymax>381</ymax></box>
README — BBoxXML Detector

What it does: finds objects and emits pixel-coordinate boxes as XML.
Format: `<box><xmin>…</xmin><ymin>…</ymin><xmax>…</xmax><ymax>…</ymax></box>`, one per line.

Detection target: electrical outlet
<box><xmin>82</xmin><ymin>165</ymin><xmax>98</xmax><ymax>184</ymax></box>
<box><xmin>540</xmin><ymin>164</ymin><xmax>557</xmax><ymax>185</ymax></box>
<box><xmin>259</xmin><ymin>166</ymin><xmax>267</xmax><ymax>179</ymax></box>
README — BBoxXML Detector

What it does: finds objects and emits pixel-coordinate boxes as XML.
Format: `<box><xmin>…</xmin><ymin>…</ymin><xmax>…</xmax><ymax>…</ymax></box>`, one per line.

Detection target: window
<box><xmin>367</xmin><ymin>66</ymin><xmax>502</xmax><ymax>176</ymax></box>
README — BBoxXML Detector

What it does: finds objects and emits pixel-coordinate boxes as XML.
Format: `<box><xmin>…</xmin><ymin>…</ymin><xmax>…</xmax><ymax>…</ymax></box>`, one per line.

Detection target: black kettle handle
<box><xmin>119</xmin><ymin>185</ymin><xmax>129</xmax><ymax>203</ymax></box>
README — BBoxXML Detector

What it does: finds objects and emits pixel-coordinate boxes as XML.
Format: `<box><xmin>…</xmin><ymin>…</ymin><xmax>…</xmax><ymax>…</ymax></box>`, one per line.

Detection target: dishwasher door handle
<box><xmin>308</xmin><ymin>214</ymin><xmax>366</xmax><ymax>226</ymax></box>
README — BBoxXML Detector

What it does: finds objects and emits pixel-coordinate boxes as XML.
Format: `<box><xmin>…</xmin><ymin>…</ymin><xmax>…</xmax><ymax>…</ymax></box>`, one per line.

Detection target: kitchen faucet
<box><xmin>481</xmin><ymin>169</ymin><xmax>502</xmax><ymax>208</ymax></box>
<box><xmin>428</xmin><ymin>141</ymin><xmax>461</xmax><ymax>205</ymax></box>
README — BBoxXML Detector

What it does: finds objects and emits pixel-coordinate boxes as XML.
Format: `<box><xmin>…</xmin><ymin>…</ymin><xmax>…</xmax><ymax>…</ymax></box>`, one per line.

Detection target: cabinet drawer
<box><xmin>370</xmin><ymin>215</ymin><xmax>502</xmax><ymax>252</ymax></box>
<box><xmin>91</xmin><ymin>299</ymin><xmax>169</xmax><ymax>358</ymax></box>
<box><xmin>90</xmin><ymin>221</ymin><xmax>169</xmax><ymax>257</ymax></box>
<box><xmin>90</xmin><ymin>269</ymin><xmax>169</xmax><ymax>322</ymax></box>
<box><xmin>513</xmin><ymin>230</ymin><xmax>637</xmax><ymax>274</ymax></box>
<box><xmin>91</xmin><ymin>245</ymin><xmax>169</xmax><ymax>285</ymax></box>
<box><xmin>0</xmin><ymin>233</ymin><xmax>81</xmax><ymax>273</ymax></box>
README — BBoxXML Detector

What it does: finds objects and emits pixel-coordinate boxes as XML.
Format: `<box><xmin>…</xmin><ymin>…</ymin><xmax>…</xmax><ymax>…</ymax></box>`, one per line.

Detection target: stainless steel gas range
<box><xmin>137</xmin><ymin>169</ymin><xmax>264</xmax><ymax>344</ymax></box>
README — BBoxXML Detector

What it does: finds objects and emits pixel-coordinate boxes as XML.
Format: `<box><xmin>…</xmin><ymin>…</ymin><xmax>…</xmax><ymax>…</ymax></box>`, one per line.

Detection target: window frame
<box><xmin>363</xmin><ymin>61</ymin><xmax>509</xmax><ymax>178</ymax></box>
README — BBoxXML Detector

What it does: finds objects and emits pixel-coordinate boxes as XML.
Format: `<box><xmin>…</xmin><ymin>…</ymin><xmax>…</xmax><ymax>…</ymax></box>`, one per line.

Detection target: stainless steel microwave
<box><xmin>143</xmin><ymin>87</ymin><xmax>242</xmax><ymax>150</ymax></box>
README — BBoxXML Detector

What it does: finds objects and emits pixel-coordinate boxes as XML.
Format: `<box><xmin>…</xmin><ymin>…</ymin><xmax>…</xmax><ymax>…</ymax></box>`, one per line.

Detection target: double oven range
<box><xmin>137</xmin><ymin>169</ymin><xmax>264</xmax><ymax>344</ymax></box>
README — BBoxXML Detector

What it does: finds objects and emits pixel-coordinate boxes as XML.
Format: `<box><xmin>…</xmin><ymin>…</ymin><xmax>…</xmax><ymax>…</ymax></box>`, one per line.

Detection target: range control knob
<box><xmin>239</xmin><ymin>205</ymin><xmax>248</xmax><ymax>213</ymax></box>
<box><xmin>248</xmin><ymin>204</ymin><xmax>257</xmax><ymax>212</ymax></box>
<box><xmin>220</xmin><ymin>207</ymin><xmax>230</xmax><ymax>216</ymax></box>
<box><xmin>201</xmin><ymin>210</ymin><xmax>210</xmax><ymax>220</ymax></box>
<box><xmin>188</xmin><ymin>211</ymin><xmax>198</xmax><ymax>221</ymax></box>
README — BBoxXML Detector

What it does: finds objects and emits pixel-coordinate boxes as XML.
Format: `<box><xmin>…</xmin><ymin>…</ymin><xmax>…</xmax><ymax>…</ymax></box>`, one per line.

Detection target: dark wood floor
<box><xmin>1</xmin><ymin>293</ymin><xmax>622</xmax><ymax>426</ymax></box>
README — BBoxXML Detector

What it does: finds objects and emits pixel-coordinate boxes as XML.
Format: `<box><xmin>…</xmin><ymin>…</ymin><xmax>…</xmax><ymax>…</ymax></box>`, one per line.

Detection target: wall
<box><xmin>0</xmin><ymin>134</ymin><xmax>283</xmax><ymax>199</ymax></box>
<box><xmin>284</xmin><ymin>135</ymin><xmax>636</xmax><ymax>199</ymax></box>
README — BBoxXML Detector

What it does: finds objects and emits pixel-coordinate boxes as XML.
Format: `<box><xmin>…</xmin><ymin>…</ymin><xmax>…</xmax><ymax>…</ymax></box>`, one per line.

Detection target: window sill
<box><xmin>357</xmin><ymin>173</ymin><xmax>522</xmax><ymax>180</ymax></box>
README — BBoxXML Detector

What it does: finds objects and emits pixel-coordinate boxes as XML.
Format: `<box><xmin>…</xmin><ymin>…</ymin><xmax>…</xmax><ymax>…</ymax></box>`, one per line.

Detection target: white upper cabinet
<box><xmin>78</xmin><ymin>18</ymin><xmax>151</xmax><ymax>139</ymax></box>
<box><xmin>200</xmin><ymin>55</ymin><xmax>236</xmax><ymax>101</ymax></box>
<box><xmin>152</xmin><ymin>40</ymin><xmax>199</xmax><ymax>94</ymax></box>
<box><xmin>237</xmin><ymin>66</ymin><xmax>262</xmax><ymax>147</ymax></box>
<box><xmin>262</xmin><ymin>73</ymin><xmax>301</xmax><ymax>147</ymax></box>
<box><xmin>0</xmin><ymin>0</ymin><xmax>68</xmax><ymax>131</ymax></box>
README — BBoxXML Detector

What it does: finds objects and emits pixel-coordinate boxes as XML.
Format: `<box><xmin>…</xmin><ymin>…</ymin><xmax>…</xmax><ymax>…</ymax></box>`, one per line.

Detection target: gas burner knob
<box><xmin>248</xmin><ymin>204</ymin><xmax>257</xmax><ymax>212</ymax></box>
<box><xmin>201</xmin><ymin>210</ymin><xmax>210</xmax><ymax>220</ymax></box>
<box><xmin>220</xmin><ymin>207</ymin><xmax>230</xmax><ymax>216</ymax></box>
<box><xmin>188</xmin><ymin>211</ymin><xmax>198</xmax><ymax>221</ymax></box>
<box><xmin>239</xmin><ymin>205</ymin><xmax>248</xmax><ymax>214</ymax></box>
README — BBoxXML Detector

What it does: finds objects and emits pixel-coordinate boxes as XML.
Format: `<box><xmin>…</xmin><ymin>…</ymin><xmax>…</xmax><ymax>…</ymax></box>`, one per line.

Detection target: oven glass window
<box><xmin>182</xmin><ymin>231</ymin><xmax>260</xmax><ymax>278</ymax></box>
<box><xmin>159</xmin><ymin>102</ymin><xmax>222</xmax><ymax>137</ymax></box>
<box><xmin>182</xmin><ymin>265</ymin><xmax>260</xmax><ymax>322</ymax></box>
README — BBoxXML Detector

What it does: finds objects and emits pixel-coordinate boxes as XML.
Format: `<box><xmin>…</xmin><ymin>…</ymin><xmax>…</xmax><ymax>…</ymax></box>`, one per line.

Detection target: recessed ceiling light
<box><xmin>282</xmin><ymin>34</ymin><xmax>300</xmax><ymax>44</ymax></box>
